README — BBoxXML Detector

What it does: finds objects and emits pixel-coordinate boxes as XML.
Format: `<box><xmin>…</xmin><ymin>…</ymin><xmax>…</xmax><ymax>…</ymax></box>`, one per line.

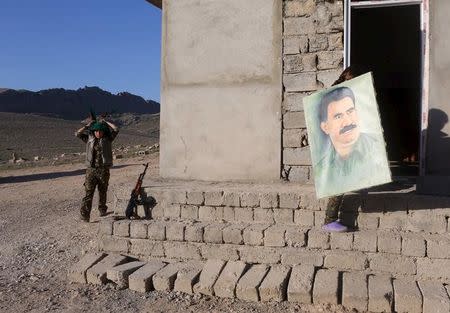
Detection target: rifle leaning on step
<box><xmin>125</xmin><ymin>163</ymin><xmax>153</xmax><ymax>219</ymax></box>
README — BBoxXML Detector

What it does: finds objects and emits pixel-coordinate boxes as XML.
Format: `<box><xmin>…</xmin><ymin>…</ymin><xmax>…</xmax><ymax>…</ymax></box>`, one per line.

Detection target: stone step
<box><xmin>112</xmin><ymin>179</ymin><xmax>450</xmax><ymax>234</ymax></box>
<box><xmin>71</xmin><ymin>253</ymin><xmax>450</xmax><ymax>313</ymax></box>
<box><xmin>98</xmin><ymin>217</ymin><xmax>450</xmax><ymax>283</ymax></box>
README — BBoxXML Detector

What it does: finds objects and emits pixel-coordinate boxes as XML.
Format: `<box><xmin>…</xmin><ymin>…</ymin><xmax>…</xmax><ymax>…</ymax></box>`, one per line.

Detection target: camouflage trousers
<box><xmin>324</xmin><ymin>194</ymin><xmax>344</xmax><ymax>224</ymax></box>
<box><xmin>81</xmin><ymin>167</ymin><xmax>110</xmax><ymax>216</ymax></box>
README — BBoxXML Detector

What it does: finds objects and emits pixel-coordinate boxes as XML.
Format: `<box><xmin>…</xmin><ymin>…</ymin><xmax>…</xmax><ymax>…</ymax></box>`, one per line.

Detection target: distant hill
<box><xmin>0</xmin><ymin>86</ymin><xmax>160</xmax><ymax>120</ymax></box>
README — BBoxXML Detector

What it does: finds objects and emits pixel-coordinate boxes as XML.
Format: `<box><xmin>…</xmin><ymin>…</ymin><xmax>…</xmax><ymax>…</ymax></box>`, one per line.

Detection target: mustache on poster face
<box><xmin>339</xmin><ymin>124</ymin><xmax>357</xmax><ymax>135</ymax></box>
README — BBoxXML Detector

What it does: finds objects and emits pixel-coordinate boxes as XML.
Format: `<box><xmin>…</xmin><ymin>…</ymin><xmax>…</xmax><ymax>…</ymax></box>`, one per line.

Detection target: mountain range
<box><xmin>0</xmin><ymin>86</ymin><xmax>160</xmax><ymax>120</ymax></box>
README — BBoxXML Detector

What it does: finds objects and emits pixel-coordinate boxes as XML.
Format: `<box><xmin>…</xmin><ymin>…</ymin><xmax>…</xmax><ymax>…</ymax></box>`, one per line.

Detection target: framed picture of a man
<box><xmin>303</xmin><ymin>72</ymin><xmax>391</xmax><ymax>198</ymax></box>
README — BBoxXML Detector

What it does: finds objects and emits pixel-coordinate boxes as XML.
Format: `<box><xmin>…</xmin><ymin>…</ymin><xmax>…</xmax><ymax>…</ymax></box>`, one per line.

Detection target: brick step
<box><xmin>98</xmin><ymin>218</ymin><xmax>450</xmax><ymax>283</ymax></box>
<box><xmin>112</xmin><ymin>180</ymin><xmax>450</xmax><ymax>234</ymax></box>
<box><xmin>69</xmin><ymin>253</ymin><xmax>450</xmax><ymax>312</ymax></box>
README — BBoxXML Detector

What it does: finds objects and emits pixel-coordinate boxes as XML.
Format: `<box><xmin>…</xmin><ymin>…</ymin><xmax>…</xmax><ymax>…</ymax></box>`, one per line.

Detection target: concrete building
<box><xmin>146</xmin><ymin>0</ymin><xmax>450</xmax><ymax>196</ymax></box>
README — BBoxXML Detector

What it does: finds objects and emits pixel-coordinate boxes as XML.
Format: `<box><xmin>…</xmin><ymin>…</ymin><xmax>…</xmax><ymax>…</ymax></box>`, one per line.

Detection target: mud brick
<box><xmin>222</xmin><ymin>224</ymin><xmax>247</xmax><ymax>245</ymax></box>
<box><xmin>287</xmin><ymin>264</ymin><xmax>315</xmax><ymax>304</ymax></box>
<box><xmin>330</xmin><ymin>232</ymin><xmax>353</xmax><ymax>250</ymax></box>
<box><xmin>147</xmin><ymin>222</ymin><xmax>165</xmax><ymax>241</ymax></box>
<box><xmin>407</xmin><ymin>211</ymin><xmax>447</xmax><ymax>234</ymax></box>
<box><xmin>193</xmin><ymin>259</ymin><xmax>226</xmax><ymax>296</ymax></box>
<box><xmin>259</xmin><ymin>265</ymin><xmax>291</xmax><ymax>302</ymax></box>
<box><xmin>313</xmin><ymin>211</ymin><xmax>326</xmax><ymax>227</ymax></box>
<box><xmin>180</xmin><ymin>205</ymin><xmax>199</xmax><ymax>219</ymax></box>
<box><xmin>342</xmin><ymin>272</ymin><xmax>368</xmax><ymax>312</ymax></box>
<box><xmin>98</xmin><ymin>219</ymin><xmax>114</xmax><ymax>236</ymax></box>
<box><xmin>426</xmin><ymin>236</ymin><xmax>450</xmax><ymax>259</ymax></box>
<box><xmin>128</xmin><ymin>260</ymin><xmax>166</xmax><ymax>292</ymax></box>
<box><xmin>164</xmin><ymin>204</ymin><xmax>181</xmax><ymax>218</ymax></box>
<box><xmin>417</xmin><ymin>259</ymin><xmax>450</xmax><ymax>282</ymax></box>
<box><xmin>264</xmin><ymin>225</ymin><xmax>286</xmax><ymax>247</ymax></box>
<box><xmin>254</xmin><ymin>208</ymin><xmax>274</xmax><ymax>223</ymax></box>
<box><xmin>393</xmin><ymin>279</ymin><xmax>422</xmax><ymax>313</ymax></box>
<box><xmin>401</xmin><ymin>234</ymin><xmax>426</xmax><ymax>257</ymax></box>
<box><xmin>284</xmin><ymin>17</ymin><xmax>315</xmax><ymax>36</ymax></box>
<box><xmin>240</xmin><ymin>192</ymin><xmax>259</xmax><ymax>208</ymax></box>
<box><xmin>283</xmin><ymin>111</ymin><xmax>306</xmax><ymax>129</ymax></box>
<box><xmin>100</xmin><ymin>237</ymin><xmax>130</xmax><ymax>254</ymax></box>
<box><xmin>377</xmin><ymin>231</ymin><xmax>401</xmax><ymax>254</ymax></box>
<box><xmin>164</xmin><ymin>190</ymin><xmax>186</xmax><ymax>204</ymax></box>
<box><xmin>234</xmin><ymin>207</ymin><xmax>254</xmax><ymax>222</ymax></box>
<box><xmin>164</xmin><ymin>242</ymin><xmax>201</xmax><ymax>260</ymax></box>
<box><xmin>279</xmin><ymin>193</ymin><xmax>301</xmax><ymax>209</ymax></box>
<box><xmin>107</xmin><ymin>261</ymin><xmax>146</xmax><ymax>289</ymax></box>
<box><xmin>165</xmin><ymin>222</ymin><xmax>184</xmax><ymax>241</ymax></box>
<box><xmin>324</xmin><ymin>250</ymin><xmax>367</xmax><ymax>271</ymax></box>
<box><xmin>223</xmin><ymin>206</ymin><xmax>235</xmax><ymax>222</ymax></box>
<box><xmin>285</xmin><ymin>226</ymin><xmax>306</xmax><ymax>247</ymax></box>
<box><xmin>281</xmin><ymin>248</ymin><xmax>323</xmax><ymax>267</ymax></box>
<box><xmin>187</xmin><ymin>191</ymin><xmax>204</xmax><ymax>205</ymax></box>
<box><xmin>370</xmin><ymin>253</ymin><xmax>416</xmax><ymax>275</ymax></box>
<box><xmin>214</xmin><ymin>261</ymin><xmax>248</xmax><ymax>298</ymax></box>
<box><xmin>243</xmin><ymin>223</ymin><xmax>271</xmax><ymax>246</ymax></box>
<box><xmin>199</xmin><ymin>206</ymin><xmax>223</xmax><ymax>221</ymax></box>
<box><xmin>259</xmin><ymin>192</ymin><xmax>278</xmax><ymax>209</ymax></box>
<box><xmin>283</xmin><ymin>72</ymin><xmax>318</xmax><ymax>92</ymax></box>
<box><xmin>203</xmin><ymin>223</ymin><xmax>226</xmax><ymax>244</ymax></box>
<box><xmin>274</xmin><ymin>208</ymin><xmax>294</xmax><ymax>224</ymax></box>
<box><xmin>418</xmin><ymin>280</ymin><xmax>450</xmax><ymax>313</ymax></box>
<box><xmin>300</xmin><ymin>193</ymin><xmax>324</xmax><ymax>211</ymax></box>
<box><xmin>68</xmin><ymin>253</ymin><xmax>106</xmax><ymax>283</ymax></box>
<box><xmin>307</xmin><ymin>230</ymin><xmax>330</xmax><ymax>249</ymax></box>
<box><xmin>86</xmin><ymin>254</ymin><xmax>129</xmax><ymax>285</ymax></box>
<box><xmin>236</xmin><ymin>264</ymin><xmax>269</xmax><ymax>302</ymax></box>
<box><xmin>200</xmin><ymin>244</ymin><xmax>240</xmax><ymax>261</ymax></box>
<box><xmin>239</xmin><ymin>246</ymin><xmax>281</xmax><ymax>264</ymax></box>
<box><xmin>294</xmin><ymin>210</ymin><xmax>314</xmax><ymax>227</ymax></box>
<box><xmin>174</xmin><ymin>261</ymin><xmax>204</xmax><ymax>294</ymax></box>
<box><xmin>113</xmin><ymin>220</ymin><xmax>130</xmax><ymax>237</ymax></box>
<box><xmin>368</xmin><ymin>275</ymin><xmax>393</xmax><ymax>313</ymax></box>
<box><xmin>130</xmin><ymin>221</ymin><xmax>149</xmax><ymax>239</ymax></box>
<box><xmin>204</xmin><ymin>191</ymin><xmax>224</xmax><ymax>206</ymax></box>
<box><xmin>129</xmin><ymin>239</ymin><xmax>164</xmax><ymax>258</ymax></box>
<box><xmin>313</xmin><ymin>269</ymin><xmax>339</xmax><ymax>304</ymax></box>
<box><xmin>357</xmin><ymin>214</ymin><xmax>379</xmax><ymax>230</ymax></box>
<box><xmin>151</xmin><ymin>203</ymin><xmax>164</xmax><ymax>218</ymax></box>
<box><xmin>317</xmin><ymin>69</ymin><xmax>341</xmax><ymax>88</ymax></box>
<box><xmin>353</xmin><ymin>231</ymin><xmax>377</xmax><ymax>252</ymax></box>
<box><xmin>153</xmin><ymin>262</ymin><xmax>184</xmax><ymax>291</ymax></box>
<box><xmin>223</xmin><ymin>192</ymin><xmax>240</xmax><ymax>207</ymax></box>
<box><xmin>379</xmin><ymin>211</ymin><xmax>407</xmax><ymax>231</ymax></box>
<box><xmin>184</xmin><ymin>222</ymin><xmax>206</xmax><ymax>242</ymax></box>
<box><xmin>283</xmin><ymin>36</ymin><xmax>309</xmax><ymax>55</ymax></box>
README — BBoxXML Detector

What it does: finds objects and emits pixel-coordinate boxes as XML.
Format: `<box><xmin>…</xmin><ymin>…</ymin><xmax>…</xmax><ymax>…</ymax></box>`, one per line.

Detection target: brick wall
<box><xmin>282</xmin><ymin>0</ymin><xmax>344</xmax><ymax>182</ymax></box>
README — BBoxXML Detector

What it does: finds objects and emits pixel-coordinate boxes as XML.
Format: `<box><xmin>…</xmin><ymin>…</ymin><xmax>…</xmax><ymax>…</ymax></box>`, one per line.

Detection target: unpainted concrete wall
<box><xmin>419</xmin><ymin>0</ymin><xmax>450</xmax><ymax>194</ymax></box>
<box><xmin>160</xmin><ymin>0</ymin><xmax>282</xmax><ymax>181</ymax></box>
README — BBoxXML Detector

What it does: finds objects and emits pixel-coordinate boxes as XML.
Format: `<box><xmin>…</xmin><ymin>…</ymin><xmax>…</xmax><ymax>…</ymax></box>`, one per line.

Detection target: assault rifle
<box><xmin>125</xmin><ymin>163</ymin><xmax>153</xmax><ymax>219</ymax></box>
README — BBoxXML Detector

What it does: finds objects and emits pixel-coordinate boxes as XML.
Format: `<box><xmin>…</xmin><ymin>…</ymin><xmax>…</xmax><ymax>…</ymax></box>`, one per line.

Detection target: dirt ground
<box><xmin>0</xmin><ymin>154</ymin><xmax>352</xmax><ymax>313</ymax></box>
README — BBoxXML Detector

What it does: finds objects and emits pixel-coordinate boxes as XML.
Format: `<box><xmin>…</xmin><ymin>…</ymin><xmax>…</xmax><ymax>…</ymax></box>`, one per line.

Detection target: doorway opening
<box><xmin>349</xmin><ymin>3</ymin><xmax>422</xmax><ymax>176</ymax></box>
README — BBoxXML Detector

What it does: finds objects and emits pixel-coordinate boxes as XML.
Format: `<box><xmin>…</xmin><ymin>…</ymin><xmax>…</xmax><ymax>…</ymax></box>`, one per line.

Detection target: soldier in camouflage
<box><xmin>75</xmin><ymin>119</ymin><xmax>119</xmax><ymax>222</ymax></box>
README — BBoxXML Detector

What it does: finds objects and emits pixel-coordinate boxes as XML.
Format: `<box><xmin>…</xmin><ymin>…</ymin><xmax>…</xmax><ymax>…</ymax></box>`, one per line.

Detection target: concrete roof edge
<box><xmin>145</xmin><ymin>0</ymin><xmax>162</xmax><ymax>9</ymax></box>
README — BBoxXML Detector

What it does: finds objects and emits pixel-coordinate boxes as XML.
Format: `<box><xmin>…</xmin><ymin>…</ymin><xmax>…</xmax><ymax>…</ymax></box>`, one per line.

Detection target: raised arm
<box><xmin>104</xmin><ymin>120</ymin><xmax>119</xmax><ymax>141</ymax></box>
<box><xmin>75</xmin><ymin>121</ymin><xmax>93</xmax><ymax>143</ymax></box>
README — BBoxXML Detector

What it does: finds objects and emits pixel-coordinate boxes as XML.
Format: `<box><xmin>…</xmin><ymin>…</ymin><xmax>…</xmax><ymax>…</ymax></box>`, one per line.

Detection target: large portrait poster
<box><xmin>303</xmin><ymin>72</ymin><xmax>391</xmax><ymax>198</ymax></box>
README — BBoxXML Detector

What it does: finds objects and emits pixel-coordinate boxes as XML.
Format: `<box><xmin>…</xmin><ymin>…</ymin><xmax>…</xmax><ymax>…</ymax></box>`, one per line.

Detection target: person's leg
<box><xmin>97</xmin><ymin>168</ymin><xmax>110</xmax><ymax>216</ymax></box>
<box><xmin>81</xmin><ymin>168</ymin><xmax>98</xmax><ymax>221</ymax></box>
<box><xmin>322</xmin><ymin>194</ymin><xmax>347</xmax><ymax>232</ymax></box>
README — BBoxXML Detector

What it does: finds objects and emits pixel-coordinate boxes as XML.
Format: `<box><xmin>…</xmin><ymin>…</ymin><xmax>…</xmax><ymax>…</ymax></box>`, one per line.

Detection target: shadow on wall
<box><xmin>425</xmin><ymin>108</ymin><xmax>450</xmax><ymax>175</ymax></box>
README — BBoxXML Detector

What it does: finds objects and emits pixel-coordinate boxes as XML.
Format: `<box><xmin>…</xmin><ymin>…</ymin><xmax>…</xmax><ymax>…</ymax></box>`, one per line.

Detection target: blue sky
<box><xmin>0</xmin><ymin>0</ymin><xmax>162</xmax><ymax>102</ymax></box>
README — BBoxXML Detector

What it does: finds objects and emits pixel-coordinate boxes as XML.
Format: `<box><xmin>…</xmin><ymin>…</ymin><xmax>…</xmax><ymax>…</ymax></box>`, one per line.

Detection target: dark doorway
<box><xmin>351</xmin><ymin>4</ymin><xmax>421</xmax><ymax>176</ymax></box>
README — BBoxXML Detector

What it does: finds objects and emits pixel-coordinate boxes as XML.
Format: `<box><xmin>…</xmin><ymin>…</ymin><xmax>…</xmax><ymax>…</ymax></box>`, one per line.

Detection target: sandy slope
<box><xmin>0</xmin><ymin>154</ymin><xmax>351</xmax><ymax>313</ymax></box>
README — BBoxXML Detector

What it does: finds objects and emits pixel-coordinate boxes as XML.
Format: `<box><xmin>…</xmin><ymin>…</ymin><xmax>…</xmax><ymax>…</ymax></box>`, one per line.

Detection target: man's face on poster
<box><xmin>320</xmin><ymin>96</ymin><xmax>360</xmax><ymax>153</ymax></box>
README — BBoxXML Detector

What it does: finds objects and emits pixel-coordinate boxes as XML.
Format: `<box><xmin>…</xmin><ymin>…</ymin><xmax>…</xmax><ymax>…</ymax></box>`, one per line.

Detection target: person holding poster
<box><xmin>303</xmin><ymin>68</ymin><xmax>391</xmax><ymax>232</ymax></box>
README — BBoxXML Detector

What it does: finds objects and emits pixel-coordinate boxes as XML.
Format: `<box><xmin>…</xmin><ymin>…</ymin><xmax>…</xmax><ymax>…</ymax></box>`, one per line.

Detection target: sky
<box><xmin>0</xmin><ymin>0</ymin><xmax>162</xmax><ymax>102</ymax></box>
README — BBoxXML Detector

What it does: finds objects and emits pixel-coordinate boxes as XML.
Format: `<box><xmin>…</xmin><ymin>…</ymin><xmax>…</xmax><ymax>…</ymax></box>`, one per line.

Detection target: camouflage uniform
<box><xmin>324</xmin><ymin>194</ymin><xmax>344</xmax><ymax>224</ymax></box>
<box><xmin>76</xmin><ymin>125</ymin><xmax>118</xmax><ymax>220</ymax></box>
